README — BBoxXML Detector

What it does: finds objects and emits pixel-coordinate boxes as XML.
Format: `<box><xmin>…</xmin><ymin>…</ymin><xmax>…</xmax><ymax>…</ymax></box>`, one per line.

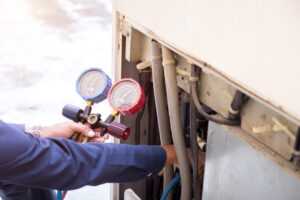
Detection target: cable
<box><xmin>190</xmin><ymin>66</ymin><xmax>240</xmax><ymax>126</ymax></box>
<box><xmin>191</xmin><ymin>83</ymin><xmax>239</xmax><ymax>126</ymax></box>
<box><xmin>160</xmin><ymin>174</ymin><xmax>181</xmax><ymax>200</ymax></box>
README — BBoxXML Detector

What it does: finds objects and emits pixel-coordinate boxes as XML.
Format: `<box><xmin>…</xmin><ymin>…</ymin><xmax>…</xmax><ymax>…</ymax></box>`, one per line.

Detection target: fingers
<box><xmin>85</xmin><ymin>130</ymin><xmax>96</xmax><ymax>137</ymax></box>
<box><xmin>90</xmin><ymin>137</ymin><xmax>106</xmax><ymax>143</ymax></box>
<box><xmin>71</xmin><ymin>122</ymin><xmax>110</xmax><ymax>143</ymax></box>
<box><xmin>161</xmin><ymin>145</ymin><xmax>178</xmax><ymax>166</ymax></box>
<box><xmin>104</xmin><ymin>134</ymin><xmax>110</xmax><ymax>140</ymax></box>
<box><xmin>71</xmin><ymin>123</ymin><xmax>96</xmax><ymax>138</ymax></box>
<box><xmin>89</xmin><ymin>134</ymin><xmax>110</xmax><ymax>143</ymax></box>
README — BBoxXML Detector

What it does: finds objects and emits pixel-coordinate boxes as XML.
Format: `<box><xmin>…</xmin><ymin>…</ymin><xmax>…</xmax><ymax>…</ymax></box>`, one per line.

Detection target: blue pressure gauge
<box><xmin>76</xmin><ymin>68</ymin><xmax>112</xmax><ymax>103</ymax></box>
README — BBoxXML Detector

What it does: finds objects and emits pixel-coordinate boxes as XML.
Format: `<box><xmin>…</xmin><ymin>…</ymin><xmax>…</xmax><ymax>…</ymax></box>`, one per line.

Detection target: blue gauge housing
<box><xmin>76</xmin><ymin>68</ymin><xmax>112</xmax><ymax>103</ymax></box>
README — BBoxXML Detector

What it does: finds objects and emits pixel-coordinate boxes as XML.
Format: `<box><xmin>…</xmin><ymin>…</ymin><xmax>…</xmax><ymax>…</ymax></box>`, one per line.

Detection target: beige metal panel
<box><xmin>114</xmin><ymin>0</ymin><xmax>300</xmax><ymax>123</ymax></box>
<box><xmin>204</xmin><ymin>123</ymin><xmax>300</xmax><ymax>200</ymax></box>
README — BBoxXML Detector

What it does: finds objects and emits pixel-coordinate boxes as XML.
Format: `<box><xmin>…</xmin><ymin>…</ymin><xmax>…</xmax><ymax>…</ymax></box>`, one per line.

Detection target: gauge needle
<box><xmin>117</xmin><ymin>90</ymin><xmax>132</xmax><ymax>105</ymax></box>
<box><xmin>121</xmin><ymin>90</ymin><xmax>132</xmax><ymax>100</ymax></box>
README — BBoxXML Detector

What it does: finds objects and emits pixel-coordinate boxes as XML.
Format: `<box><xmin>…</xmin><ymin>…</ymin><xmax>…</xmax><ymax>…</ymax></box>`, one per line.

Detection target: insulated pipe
<box><xmin>151</xmin><ymin>41</ymin><xmax>174</xmax><ymax>197</ymax></box>
<box><xmin>162</xmin><ymin>46</ymin><xmax>192</xmax><ymax>200</ymax></box>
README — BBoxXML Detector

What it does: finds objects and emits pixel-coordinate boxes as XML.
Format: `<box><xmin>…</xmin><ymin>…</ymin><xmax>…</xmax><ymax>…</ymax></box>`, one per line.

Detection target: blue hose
<box><xmin>160</xmin><ymin>173</ymin><xmax>181</xmax><ymax>200</ymax></box>
<box><xmin>57</xmin><ymin>191</ymin><xmax>63</xmax><ymax>200</ymax></box>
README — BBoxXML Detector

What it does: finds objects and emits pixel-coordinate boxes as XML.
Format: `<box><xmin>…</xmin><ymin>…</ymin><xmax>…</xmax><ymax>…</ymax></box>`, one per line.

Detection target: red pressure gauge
<box><xmin>108</xmin><ymin>78</ymin><xmax>145</xmax><ymax>115</ymax></box>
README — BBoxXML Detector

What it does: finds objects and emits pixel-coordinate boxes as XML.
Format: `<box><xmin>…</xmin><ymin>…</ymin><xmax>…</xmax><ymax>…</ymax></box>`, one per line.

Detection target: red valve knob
<box><xmin>106</xmin><ymin>122</ymin><xmax>130</xmax><ymax>140</ymax></box>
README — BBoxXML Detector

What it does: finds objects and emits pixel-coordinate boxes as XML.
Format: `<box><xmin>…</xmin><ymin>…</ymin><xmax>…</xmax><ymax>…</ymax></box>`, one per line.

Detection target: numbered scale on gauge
<box><xmin>63</xmin><ymin>68</ymin><xmax>132</xmax><ymax>141</ymax></box>
<box><xmin>76</xmin><ymin>68</ymin><xmax>112</xmax><ymax>103</ymax></box>
<box><xmin>108</xmin><ymin>78</ymin><xmax>145</xmax><ymax>115</ymax></box>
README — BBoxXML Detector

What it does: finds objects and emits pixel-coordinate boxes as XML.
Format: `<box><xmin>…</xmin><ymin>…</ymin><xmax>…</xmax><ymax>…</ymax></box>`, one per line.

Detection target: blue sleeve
<box><xmin>0</xmin><ymin>121</ymin><xmax>166</xmax><ymax>190</ymax></box>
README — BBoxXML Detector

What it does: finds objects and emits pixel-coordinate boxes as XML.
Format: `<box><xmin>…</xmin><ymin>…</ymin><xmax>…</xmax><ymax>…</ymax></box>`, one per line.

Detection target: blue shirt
<box><xmin>0</xmin><ymin>121</ymin><xmax>166</xmax><ymax>190</ymax></box>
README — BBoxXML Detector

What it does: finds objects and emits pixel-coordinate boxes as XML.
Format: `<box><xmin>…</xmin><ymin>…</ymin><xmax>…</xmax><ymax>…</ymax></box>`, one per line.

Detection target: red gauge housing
<box><xmin>108</xmin><ymin>78</ymin><xmax>145</xmax><ymax>115</ymax></box>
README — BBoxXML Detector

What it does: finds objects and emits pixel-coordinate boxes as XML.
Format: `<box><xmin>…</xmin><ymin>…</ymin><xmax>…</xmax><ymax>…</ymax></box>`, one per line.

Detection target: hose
<box><xmin>190</xmin><ymin>65</ymin><xmax>240</xmax><ymax>126</ymax></box>
<box><xmin>160</xmin><ymin>174</ymin><xmax>181</xmax><ymax>200</ymax></box>
<box><xmin>56</xmin><ymin>191</ymin><xmax>62</xmax><ymax>200</ymax></box>
<box><xmin>151</xmin><ymin>41</ymin><xmax>174</xmax><ymax>197</ymax></box>
<box><xmin>162</xmin><ymin>46</ymin><xmax>192</xmax><ymax>200</ymax></box>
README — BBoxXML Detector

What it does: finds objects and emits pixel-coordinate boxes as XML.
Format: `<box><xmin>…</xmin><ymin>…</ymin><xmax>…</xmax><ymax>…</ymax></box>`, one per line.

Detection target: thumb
<box><xmin>71</xmin><ymin>123</ymin><xmax>96</xmax><ymax>137</ymax></box>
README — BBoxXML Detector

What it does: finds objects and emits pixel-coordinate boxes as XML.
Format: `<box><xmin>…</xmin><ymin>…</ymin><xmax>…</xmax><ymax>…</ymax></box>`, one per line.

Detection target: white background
<box><xmin>0</xmin><ymin>0</ymin><xmax>112</xmax><ymax>199</ymax></box>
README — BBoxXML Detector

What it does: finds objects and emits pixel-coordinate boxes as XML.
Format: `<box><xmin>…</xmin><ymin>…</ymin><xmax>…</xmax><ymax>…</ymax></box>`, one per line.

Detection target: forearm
<box><xmin>0</xmin><ymin>122</ymin><xmax>166</xmax><ymax>190</ymax></box>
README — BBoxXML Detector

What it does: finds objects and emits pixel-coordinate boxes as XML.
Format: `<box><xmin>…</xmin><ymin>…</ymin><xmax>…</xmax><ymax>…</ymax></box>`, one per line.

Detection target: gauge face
<box><xmin>76</xmin><ymin>68</ymin><xmax>111</xmax><ymax>103</ymax></box>
<box><xmin>108</xmin><ymin>79</ymin><xmax>145</xmax><ymax>115</ymax></box>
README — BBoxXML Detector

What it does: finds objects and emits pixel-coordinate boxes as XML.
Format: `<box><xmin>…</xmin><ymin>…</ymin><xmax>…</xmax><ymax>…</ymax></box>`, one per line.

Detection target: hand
<box><xmin>40</xmin><ymin>121</ymin><xmax>109</xmax><ymax>143</ymax></box>
<box><xmin>162</xmin><ymin>145</ymin><xmax>178</xmax><ymax>166</ymax></box>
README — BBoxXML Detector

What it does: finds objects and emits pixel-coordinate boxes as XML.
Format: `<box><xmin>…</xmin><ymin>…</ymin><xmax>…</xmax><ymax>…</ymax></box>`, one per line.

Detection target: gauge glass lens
<box><xmin>78</xmin><ymin>70</ymin><xmax>106</xmax><ymax>99</ymax></box>
<box><xmin>110</xmin><ymin>81</ymin><xmax>140</xmax><ymax>110</ymax></box>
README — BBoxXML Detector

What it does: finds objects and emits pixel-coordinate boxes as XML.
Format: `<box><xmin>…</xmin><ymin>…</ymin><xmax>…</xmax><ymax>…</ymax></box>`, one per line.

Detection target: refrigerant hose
<box><xmin>160</xmin><ymin>174</ymin><xmax>181</xmax><ymax>200</ymax></box>
<box><xmin>151</xmin><ymin>40</ymin><xmax>174</xmax><ymax>197</ymax></box>
<box><xmin>56</xmin><ymin>191</ymin><xmax>62</xmax><ymax>200</ymax></box>
<box><xmin>162</xmin><ymin>46</ymin><xmax>192</xmax><ymax>200</ymax></box>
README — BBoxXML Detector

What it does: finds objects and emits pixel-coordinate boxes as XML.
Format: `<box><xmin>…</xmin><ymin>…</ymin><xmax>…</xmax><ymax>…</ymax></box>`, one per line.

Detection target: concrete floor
<box><xmin>0</xmin><ymin>0</ymin><xmax>112</xmax><ymax>199</ymax></box>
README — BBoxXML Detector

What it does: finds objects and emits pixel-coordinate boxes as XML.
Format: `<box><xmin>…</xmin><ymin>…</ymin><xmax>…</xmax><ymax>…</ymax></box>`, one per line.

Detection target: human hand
<box><xmin>39</xmin><ymin>121</ymin><xmax>109</xmax><ymax>143</ymax></box>
<box><xmin>161</xmin><ymin>145</ymin><xmax>206</xmax><ymax>178</ymax></box>
<box><xmin>162</xmin><ymin>145</ymin><xmax>178</xmax><ymax>166</ymax></box>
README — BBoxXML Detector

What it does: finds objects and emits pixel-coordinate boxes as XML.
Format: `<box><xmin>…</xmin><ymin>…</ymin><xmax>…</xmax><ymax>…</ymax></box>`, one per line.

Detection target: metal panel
<box><xmin>114</xmin><ymin>0</ymin><xmax>300</xmax><ymax>124</ymax></box>
<box><xmin>203</xmin><ymin>123</ymin><xmax>300</xmax><ymax>200</ymax></box>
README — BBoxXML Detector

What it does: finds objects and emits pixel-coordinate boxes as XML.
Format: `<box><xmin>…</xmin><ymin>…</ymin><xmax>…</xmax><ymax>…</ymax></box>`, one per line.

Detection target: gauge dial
<box><xmin>108</xmin><ymin>79</ymin><xmax>145</xmax><ymax>115</ymax></box>
<box><xmin>76</xmin><ymin>68</ymin><xmax>111</xmax><ymax>103</ymax></box>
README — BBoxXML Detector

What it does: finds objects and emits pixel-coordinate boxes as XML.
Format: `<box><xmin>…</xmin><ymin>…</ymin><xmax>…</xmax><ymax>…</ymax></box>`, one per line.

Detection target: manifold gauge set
<box><xmin>62</xmin><ymin>68</ymin><xmax>145</xmax><ymax>142</ymax></box>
